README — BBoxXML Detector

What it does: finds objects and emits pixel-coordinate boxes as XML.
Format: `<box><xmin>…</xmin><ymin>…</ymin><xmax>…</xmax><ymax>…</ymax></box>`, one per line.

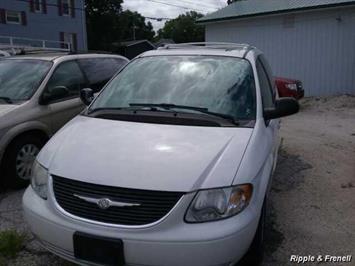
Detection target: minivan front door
<box><xmin>40</xmin><ymin>60</ymin><xmax>86</xmax><ymax>134</ymax></box>
<box><xmin>256</xmin><ymin>57</ymin><xmax>280</xmax><ymax>171</ymax></box>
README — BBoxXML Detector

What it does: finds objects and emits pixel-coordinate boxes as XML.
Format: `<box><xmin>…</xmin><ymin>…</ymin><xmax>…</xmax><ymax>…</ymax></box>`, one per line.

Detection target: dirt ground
<box><xmin>263</xmin><ymin>95</ymin><xmax>355</xmax><ymax>265</ymax></box>
<box><xmin>0</xmin><ymin>95</ymin><xmax>354</xmax><ymax>266</ymax></box>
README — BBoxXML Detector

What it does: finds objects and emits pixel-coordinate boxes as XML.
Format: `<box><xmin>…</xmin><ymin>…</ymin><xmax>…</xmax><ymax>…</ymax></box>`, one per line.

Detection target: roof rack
<box><xmin>0</xmin><ymin>36</ymin><xmax>71</xmax><ymax>56</ymax></box>
<box><xmin>160</xmin><ymin>42</ymin><xmax>250</xmax><ymax>50</ymax></box>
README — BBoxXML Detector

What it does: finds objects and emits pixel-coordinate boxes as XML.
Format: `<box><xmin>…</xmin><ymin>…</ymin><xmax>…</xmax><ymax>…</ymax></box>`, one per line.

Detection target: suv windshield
<box><xmin>0</xmin><ymin>59</ymin><xmax>52</xmax><ymax>103</ymax></box>
<box><xmin>91</xmin><ymin>55</ymin><xmax>256</xmax><ymax>123</ymax></box>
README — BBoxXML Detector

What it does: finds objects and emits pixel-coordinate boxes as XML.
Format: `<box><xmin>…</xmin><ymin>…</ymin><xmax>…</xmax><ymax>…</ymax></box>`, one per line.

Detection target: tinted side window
<box><xmin>78</xmin><ymin>58</ymin><xmax>127</xmax><ymax>92</ymax></box>
<box><xmin>256</xmin><ymin>58</ymin><xmax>274</xmax><ymax>110</ymax></box>
<box><xmin>259</xmin><ymin>55</ymin><xmax>276</xmax><ymax>96</ymax></box>
<box><xmin>45</xmin><ymin>60</ymin><xmax>86</xmax><ymax>101</ymax></box>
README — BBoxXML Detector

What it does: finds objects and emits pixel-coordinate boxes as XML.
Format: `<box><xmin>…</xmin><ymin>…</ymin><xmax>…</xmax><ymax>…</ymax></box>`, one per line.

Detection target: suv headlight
<box><xmin>31</xmin><ymin>161</ymin><xmax>48</xmax><ymax>199</ymax></box>
<box><xmin>286</xmin><ymin>83</ymin><xmax>298</xmax><ymax>91</ymax></box>
<box><xmin>185</xmin><ymin>184</ymin><xmax>252</xmax><ymax>223</ymax></box>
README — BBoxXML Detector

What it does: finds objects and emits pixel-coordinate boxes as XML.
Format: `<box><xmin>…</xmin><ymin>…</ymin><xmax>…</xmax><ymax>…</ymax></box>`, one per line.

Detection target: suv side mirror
<box><xmin>80</xmin><ymin>88</ymin><xmax>94</xmax><ymax>106</ymax></box>
<box><xmin>264</xmin><ymin>97</ymin><xmax>299</xmax><ymax>120</ymax></box>
<box><xmin>40</xmin><ymin>86</ymin><xmax>69</xmax><ymax>105</ymax></box>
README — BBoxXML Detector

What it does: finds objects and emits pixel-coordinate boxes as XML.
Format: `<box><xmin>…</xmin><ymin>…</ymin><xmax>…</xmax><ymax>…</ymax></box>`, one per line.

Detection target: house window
<box><xmin>61</xmin><ymin>32</ymin><xmax>77</xmax><ymax>51</ymax></box>
<box><xmin>62</xmin><ymin>0</ymin><xmax>71</xmax><ymax>16</ymax></box>
<box><xmin>6</xmin><ymin>11</ymin><xmax>21</xmax><ymax>24</ymax></box>
<box><xmin>34</xmin><ymin>0</ymin><xmax>42</xmax><ymax>13</ymax></box>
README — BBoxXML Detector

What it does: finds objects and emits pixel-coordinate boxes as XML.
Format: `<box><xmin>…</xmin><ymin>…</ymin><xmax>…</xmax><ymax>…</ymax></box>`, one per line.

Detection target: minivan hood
<box><xmin>0</xmin><ymin>104</ymin><xmax>19</xmax><ymax>116</ymax></box>
<box><xmin>39</xmin><ymin>115</ymin><xmax>253</xmax><ymax>192</ymax></box>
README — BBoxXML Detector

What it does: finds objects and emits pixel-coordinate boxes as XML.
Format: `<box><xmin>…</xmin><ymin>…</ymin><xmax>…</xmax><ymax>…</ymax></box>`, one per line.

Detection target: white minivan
<box><xmin>23</xmin><ymin>43</ymin><xmax>299</xmax><ymax>266</ymax></box>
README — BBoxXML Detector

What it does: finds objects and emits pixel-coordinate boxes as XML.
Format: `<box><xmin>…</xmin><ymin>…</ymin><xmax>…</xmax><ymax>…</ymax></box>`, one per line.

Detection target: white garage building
<box><xmin>198</xmin><ymin>0</ymin><xmax>355</xmax><ymax>96</ymax></box>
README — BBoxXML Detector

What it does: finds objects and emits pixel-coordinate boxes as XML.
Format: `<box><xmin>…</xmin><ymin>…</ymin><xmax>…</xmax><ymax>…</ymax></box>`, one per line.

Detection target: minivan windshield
<box><xmin>91</xmin><ymin>56</ymin><xmax>256</xmax><ymax>123</ymax></box>
<box><xmin>0</xmin><ymin>59</ymin><xmax>52</xmax><ymax>103</ymax></box>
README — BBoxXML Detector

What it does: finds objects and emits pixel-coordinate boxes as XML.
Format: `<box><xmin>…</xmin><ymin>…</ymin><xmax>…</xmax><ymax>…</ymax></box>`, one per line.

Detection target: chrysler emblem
<box><xmin>97</xmin><ymin>198</ymin><xmax>111</xmax><ymax>209</ymax></box>
<box><xmin>73</xmin><ymin>194</ymin><xmax>141</xmax><ymax>209</ymax></box>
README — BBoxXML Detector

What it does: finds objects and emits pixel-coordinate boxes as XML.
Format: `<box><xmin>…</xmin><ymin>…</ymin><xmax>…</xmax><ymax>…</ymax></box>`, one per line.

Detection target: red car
<box><xmin>275</xmin><ymin>77</ymin><xmax>304</xmax><ymax>99</ymax></box>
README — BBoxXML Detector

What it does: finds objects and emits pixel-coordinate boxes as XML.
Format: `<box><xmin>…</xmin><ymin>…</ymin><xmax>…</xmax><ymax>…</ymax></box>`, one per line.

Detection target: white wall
<box><xmin>205</xmin><ymin>7</ymin><xmax>355</xmax><ymax>96</ymax></box>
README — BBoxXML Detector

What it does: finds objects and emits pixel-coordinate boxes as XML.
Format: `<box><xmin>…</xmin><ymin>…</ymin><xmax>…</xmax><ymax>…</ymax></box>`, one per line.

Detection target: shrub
<box><xmin>0</xmin><ymin>230</ymin><xmax>26</xmax><ymax>258</ymax></box>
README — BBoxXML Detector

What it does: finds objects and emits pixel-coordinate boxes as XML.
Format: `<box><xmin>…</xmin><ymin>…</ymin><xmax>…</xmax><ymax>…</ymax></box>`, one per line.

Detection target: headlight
<box><xmin>286</xmin><ymin>83</ymin><xmax>298</xmax><ymax>91</ymax></box>
<box><xmin>31</xmin><ymin>161</ymin><xmax>48</xmax><ymax>199</ymax></box>
<box><xmin>185</xmin><ymin>184</ymin><xmax>252</xmax><ymax>223</ymax></box>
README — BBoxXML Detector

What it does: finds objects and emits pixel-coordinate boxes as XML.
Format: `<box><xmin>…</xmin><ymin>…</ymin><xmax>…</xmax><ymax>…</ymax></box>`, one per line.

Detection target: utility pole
<box><xmin>132</xmin><ymin>23</ymin><xmax>137</xmax><ymax>40</ymax></box>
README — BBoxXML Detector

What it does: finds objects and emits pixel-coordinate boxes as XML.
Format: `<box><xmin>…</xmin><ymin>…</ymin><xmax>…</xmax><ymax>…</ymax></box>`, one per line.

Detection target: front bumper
<box><xmin>23</xmin><ymin>186</ymin><xmax>260</xmax><ymax>266</ymax></box>
<box><xmin>296</xmin><ymin>89</ymin><xmax>305</xmax><ymax>99</ymax></box>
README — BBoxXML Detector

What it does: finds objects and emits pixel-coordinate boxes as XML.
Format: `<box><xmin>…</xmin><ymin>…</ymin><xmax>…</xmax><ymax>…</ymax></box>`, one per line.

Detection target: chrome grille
<box><xmin>52</xmin><ymin>176</ymin><xmax>184</xmax><ymax>226</ymax></box>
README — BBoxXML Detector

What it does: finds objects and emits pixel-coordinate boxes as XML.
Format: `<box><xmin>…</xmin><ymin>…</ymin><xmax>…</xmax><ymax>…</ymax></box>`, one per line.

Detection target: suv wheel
<box><xmin>237</xmin><ymin>199</ymin><xmax>266</xmax><ymax>266</ymax></box>
<box><xmin>1</xmin><ymin>135</ymin><xmax>45</xmax><ymax>188</ymax></box>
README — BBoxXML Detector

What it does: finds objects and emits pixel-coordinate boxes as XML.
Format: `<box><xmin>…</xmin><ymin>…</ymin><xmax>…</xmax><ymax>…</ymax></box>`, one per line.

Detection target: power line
<box><xmin>144</xmin><ymin>16</ymin><xmax>172</xmax><ymax>21</ymax></box>
<box><xmin>17</xmin><ymin>0</ymin><xmax>219</xmax><ymax>13</ymax></box>
<box><xmin>177</xmin><ymin>0</ymin><xmax>219</xmax><ymax>10</ymax></box>
<box><xmin>141</xmin><ymin>0</ymin><xmax>213</xmax><ymax>13</ymax></box>
<box><xmin>16</xmin><ymin>0</ymin><xmax>172</xmax><ymax>22</ymax></box>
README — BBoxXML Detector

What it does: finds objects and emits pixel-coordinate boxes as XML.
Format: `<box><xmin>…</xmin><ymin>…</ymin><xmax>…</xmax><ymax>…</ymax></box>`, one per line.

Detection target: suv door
<box><xmin>256</xmin><ymin>56</ymin><xmax>280</xmax><ymax>172</ymax></box>
<box><xmin>40</xmin><ymin>60</ymin><xmax>87</xmax><ymax>133</ymax></box>
<box><xmin>77</xmin><ymin>57</ymin><xmax>128</xmax><ymax>93</ymax></box>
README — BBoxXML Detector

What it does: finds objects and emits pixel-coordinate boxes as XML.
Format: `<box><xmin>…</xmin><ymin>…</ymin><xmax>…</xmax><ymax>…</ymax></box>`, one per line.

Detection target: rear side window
<box><xmin>78</xmin><ymin>58</ymin><xmax>127</xmax><ymax>92</ymax></box>
<box><xmin>256</xmin><ymin>58</ymin><xmax>274</xmax><ymax>110</ymax></box>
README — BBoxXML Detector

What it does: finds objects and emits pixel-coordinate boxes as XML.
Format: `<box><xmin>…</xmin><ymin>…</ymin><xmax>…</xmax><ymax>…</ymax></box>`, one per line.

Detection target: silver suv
<box><xmin>0</xmin><ymin>53</ymin><xmax>128</xmax><ymax>187</ymax></box>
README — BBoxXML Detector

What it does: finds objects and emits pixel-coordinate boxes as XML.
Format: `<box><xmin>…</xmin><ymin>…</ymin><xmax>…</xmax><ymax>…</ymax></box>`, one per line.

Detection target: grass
<box><xmin>0</xmin><ymin>256</ymin><xmax>6</xmax><ymax>266</ymax></box>
<box><xmin>0</xmin><ymin>230</ymin><xmax>26</xmax><ymax>259</ymax></box>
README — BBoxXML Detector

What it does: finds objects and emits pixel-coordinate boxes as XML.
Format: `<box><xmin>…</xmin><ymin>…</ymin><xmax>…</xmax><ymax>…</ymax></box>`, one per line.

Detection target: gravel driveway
<box><xmin>0</xmin><ymin>95</ymin><xmax>354</xmax><ymax>266</ymax></box>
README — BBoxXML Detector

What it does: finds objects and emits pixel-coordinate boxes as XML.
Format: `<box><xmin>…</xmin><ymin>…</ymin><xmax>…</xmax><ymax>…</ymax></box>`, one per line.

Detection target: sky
<box><xmin>122</xmin><ymin>0</ymin><xmax>227</xmax><ymax>31</ymax></box>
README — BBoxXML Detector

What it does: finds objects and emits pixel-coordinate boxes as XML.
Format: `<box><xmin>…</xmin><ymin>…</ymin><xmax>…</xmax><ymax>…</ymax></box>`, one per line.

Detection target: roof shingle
<box><xmin>198</xmin><ymin>0</ymin><xmax>355</xmax><ymax>23</ymax></box>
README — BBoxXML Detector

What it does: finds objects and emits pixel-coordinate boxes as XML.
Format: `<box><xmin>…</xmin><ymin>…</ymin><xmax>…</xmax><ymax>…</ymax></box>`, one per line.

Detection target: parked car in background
<box><xmin>275</xmin><ymin>76</ymin><xmax>304</xmax><ymax>99</ymax></box>
<box><xmin>0</xmin><ymin>53</ymin><xmax>128</xmax><ymax>188</ymax></box>
<box><xmin>24</xmin><ymin>43</ymin><xmax>299</xmax><ymax>266</ymax></box>
<box><xmin>0</xmin><ymin>50</ymin><xmax>11</xmax><ymax>57</ymax></box>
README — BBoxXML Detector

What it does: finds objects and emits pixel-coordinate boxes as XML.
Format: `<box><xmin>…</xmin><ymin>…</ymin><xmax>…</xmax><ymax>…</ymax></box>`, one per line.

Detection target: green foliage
<box><xmin>0</xmin><ymin>230</ymin><xmax>26</xmax><ymax>259</ymax></box>
<box><xmin>85</xmin><ymin>0</ymin><xmax>155</xmax><ymax>51</ymax></box>
<box><xmin>85</xmin><ymin>0</ymin><xmax>123</xmax><ymax>51</ymax></box>
<box><xmin>157</xmin><ymin>11</ymin><xmax>205</xmax><ymax>43</ymax></box>
<box><xmin>0</xmin><ymin>256</ymin><xmax>6</xmax><ymax>266</ymax></box>
<box><xmin>86</xmin><ymin>0</ymin><xmax>123</xmax><ymax>16</ymax></box>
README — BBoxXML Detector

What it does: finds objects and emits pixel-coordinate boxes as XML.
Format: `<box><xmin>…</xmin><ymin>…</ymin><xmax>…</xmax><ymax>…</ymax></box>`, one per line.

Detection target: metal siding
<box><xmin>206</xmin><ymin>7</ymin><xmax>355</xmax><ymax>96</ymax></box>
<box><xmin>0</xmin><ymin>0</ymin><xmax>87</xmax><ymax>50</ymax></box>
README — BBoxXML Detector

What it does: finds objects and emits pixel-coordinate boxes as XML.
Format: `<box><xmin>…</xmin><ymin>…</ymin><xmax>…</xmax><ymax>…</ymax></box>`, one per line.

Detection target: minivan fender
<box><xmin>0</xmin><ymin>121</ymin><xmax>51</xmax><ymax>164</ymax></box>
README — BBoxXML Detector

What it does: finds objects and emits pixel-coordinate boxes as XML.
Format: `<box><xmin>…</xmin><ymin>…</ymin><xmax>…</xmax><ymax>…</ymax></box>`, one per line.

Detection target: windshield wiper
<box><xmin>129</xmin><ymin>103</ymin><xmax>239</xmax><ymax>125</ymax></box>
<box><xmin>0</xmin><ymin>97</ymin><xmax>13</xmax><ymax>104</ymax></box>
<box><xmin>130</xmin><ymin>103</ymin><xmax>208</xmax><ymax>112</ymax></box>
<box><xmin>88</xmin><ymin>106</ymin><xmax>164</xmax><ymax>115</ymax></box>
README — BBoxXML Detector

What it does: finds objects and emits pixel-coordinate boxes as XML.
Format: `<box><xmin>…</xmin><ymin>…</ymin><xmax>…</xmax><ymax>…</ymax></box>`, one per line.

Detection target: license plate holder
<box><xmin>73</xmin><ymin>232</ymin><xmax>124</xmax><ymax>266</ymax></box>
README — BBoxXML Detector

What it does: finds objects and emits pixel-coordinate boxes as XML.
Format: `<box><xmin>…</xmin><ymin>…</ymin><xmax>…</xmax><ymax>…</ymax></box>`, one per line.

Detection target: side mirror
<box><xmin>40</xmin><ymin>86</ymin><xmax>69</xmax><ymax>105</ymax></box>
<box><xmin>80</xmin><ymin>88</ymin><xmax>94</xmax><ymax>106</ymax></box>
<box><xmin>264</xmin><ymin>97</ymin><xmax>299</xmax><ymax>120</ymax></box>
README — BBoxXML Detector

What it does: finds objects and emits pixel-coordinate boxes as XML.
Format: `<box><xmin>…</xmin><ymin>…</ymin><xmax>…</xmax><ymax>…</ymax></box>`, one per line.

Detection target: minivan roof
<box><xmin>5</xmin><ymin>53</ymin><xmax>127</xmax><ymax>62</ymax></box>
<box><xmin>140</xmin><ymin>43</ymin><xmax>258</xmax><ymax>59</ymax></box>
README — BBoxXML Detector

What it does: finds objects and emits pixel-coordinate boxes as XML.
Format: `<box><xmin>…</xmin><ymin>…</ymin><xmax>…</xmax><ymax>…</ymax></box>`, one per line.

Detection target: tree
<box><xmin>157</xmin><ymin>11</ymin><xmax>205</xmax><ymax>43</ymax></box>
<box><xmin>118</xmin><ymin>10</ymin><xmax>155</xmax><ymax>42</ymax></box>
<box><xmin>85</xmin><ymin>0</ymin><xmax>123</xmax><ymax>51</ymax></box>
<box><xmin>85</xmin><ymin>0</ymin><xmax>155</xmax><ymax>51</ymax></box>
